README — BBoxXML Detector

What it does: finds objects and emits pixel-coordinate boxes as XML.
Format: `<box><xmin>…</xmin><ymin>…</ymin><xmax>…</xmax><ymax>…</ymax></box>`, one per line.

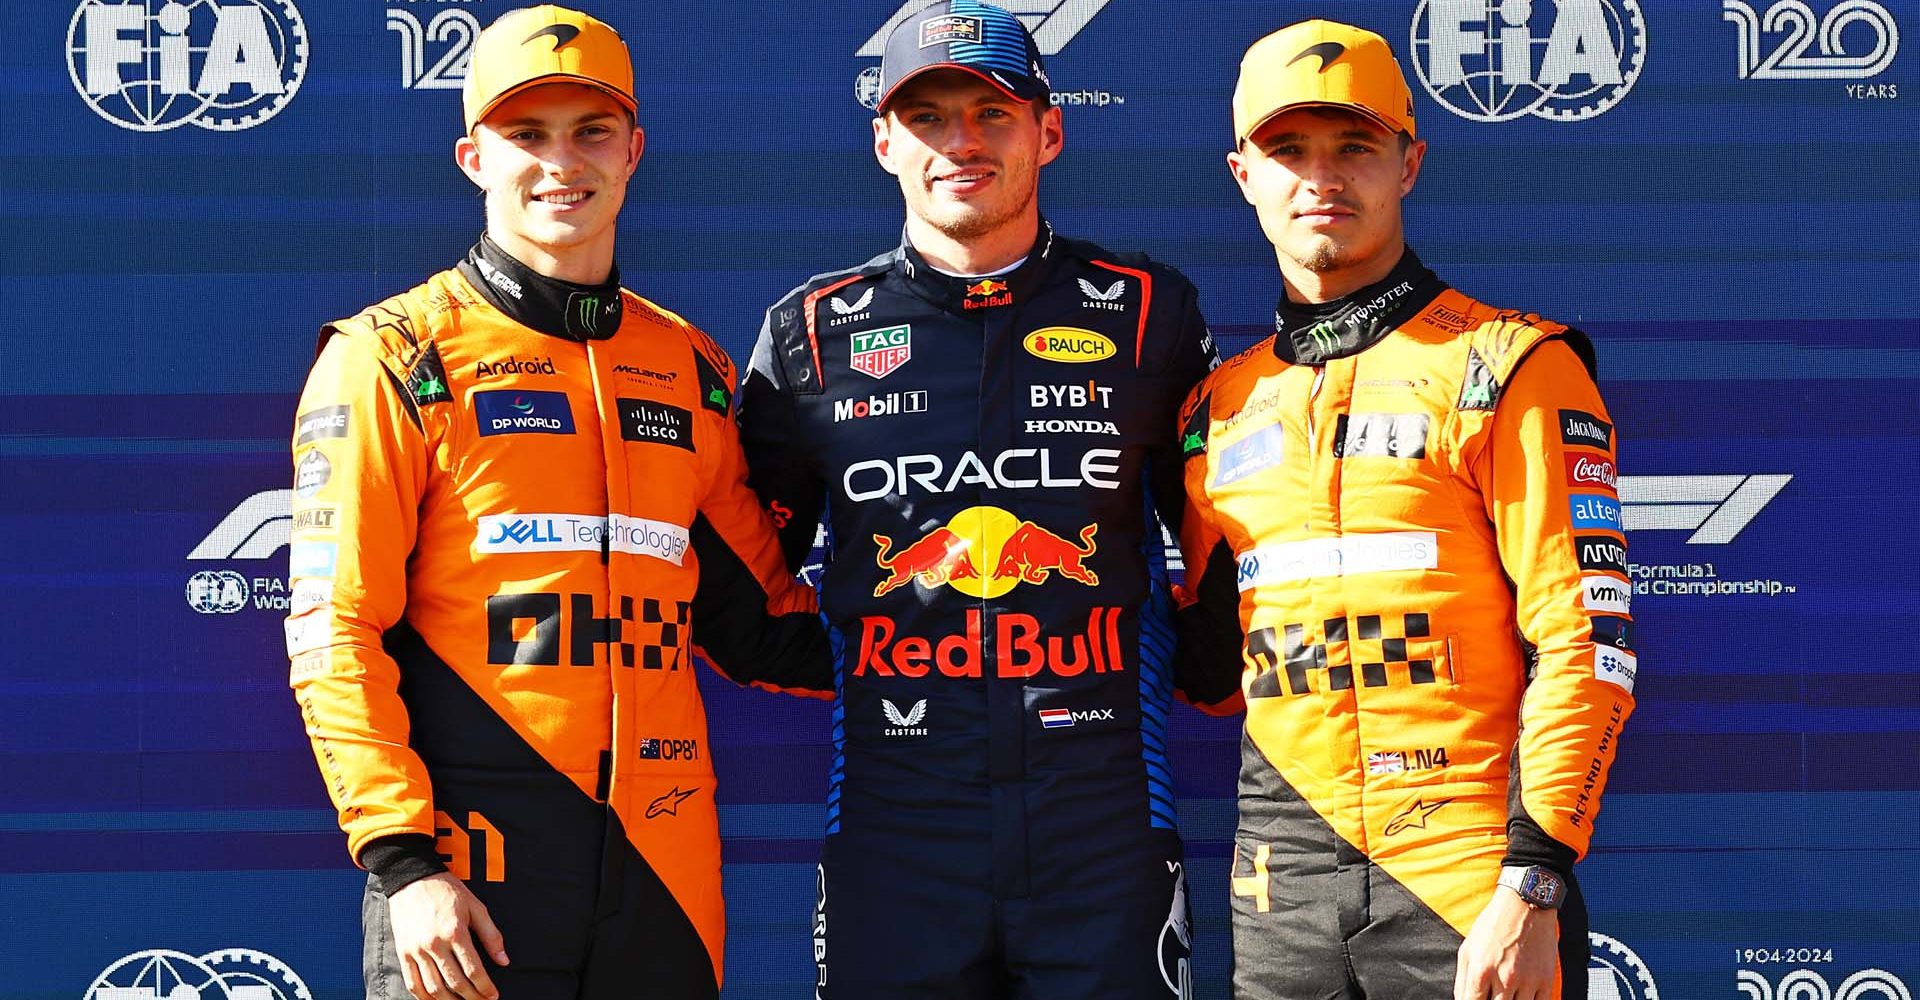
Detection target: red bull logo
<box><xmin>870</xmin><ymin>506</ymin><xmax>1099</xmax><ymax>598</ymax></box>
<box><xmin>964</xmin><ymin>278</ymin><xmax>1012</xmax><ymax>310</ymax></box>
<box><xmin>855</xmin><ymin>607</ymin><xmax>1127</xmax><ymax>678</ymax></box>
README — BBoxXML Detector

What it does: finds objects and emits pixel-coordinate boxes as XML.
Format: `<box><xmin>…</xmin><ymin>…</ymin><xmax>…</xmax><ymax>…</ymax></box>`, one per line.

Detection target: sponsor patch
<box><xmin>291</xmin><ymin>507</ymin><xmax>336</xmax><ymax>534</ymax></box>
<box><xmin>1024</xmin><ymin>327</ymin><xmax>1117</xmax><ymax>363</ymax></box>
<box><xmin>833</xmin><ymin>390</ymin><xmax>928</xmax><ymax>422</ymax></box>
<box><xmin>1214</xmin><ymin>422</ymin><xmax>1285</xmax><ymax>487</ymax></box>
<box><xmin>1236</xmin><ymin>533</ymin><xmax>1438</xmax><ymax>591</ymax></box>
<box><xmin>1335</xmin><ymin>413</ymin><xmax>1429</xmax><ymax>459</ymax></box>
<box><xmin>1590</xmin><ymin>615</ymin><xmax>1634</xmax><ymax>651</ymax></box>
<box><xmin>283</xmin><ymin>612</ymin><xmax>332</xmax><ymax>657</ymax></box>
<box><xmin>1575</xmin><ymin>534</ymin><xmax>1629</xmax><ymax>575</ymax></box>
<box><xmin>1582</xmin><ymin>575</ymin><xmax>1633</xmax><ymax>614</ymax></box>
<box><xmin>850</xmin><ymin>325</ymin><xmax>912</xmax><ymax>379</ymax></box>
<box><xmin>289</xmin><ymin>578</ymin><xmax>334</xmax><ymax>615</ymax></box>
<box><xmin>1560</xmin><ymin>409</ymin><xmax>1613</xmax><ymax>450</ymax></box>
<box><xmin>964</xmin><ymin>278</ymin><xmax>1012</xmax><ymax>310</ymax></box>
<box><xmin>618</xmin><ymin>399</ymin><xmax>695</xmax><ymax>451</ymax></box>
<box><xmin>294</xmin><ymin>450</ymin><xmax>331</xmax><ymax>498</ymax></box>
<box><xmin>475</xmin><ymin>389</ymin><xmax>576</xmax><ymax>436</ymax></box>
<box><xmin>1565</xmin><ymin>451</ymin><xmax>1618</xmax><ymax>491</ymax></box>
<box><xmin>1024</xmin><ymin>418</ymin><xmax>1119</xmax><ymax>435</ymax></box>
<box><xmin>288</xmin><ymin>541</ymin><xmax>338</xmax><ymax>579</ymax></box>
<box><xmin>407</xmin><ymin>342</ymin><xmax>452</xmax><ymax>405</ymax></box>
<box><xmin>294</xmin><ymin>405</ymin><xmax>350</xmax><ymax>446</ymax></box>
<box><xmin>1570</xmin><ymin>494</ymin><xmax>1624</xmax><ymax>533</ymax></box>
<box><xmin>920</xmin><ymin>13</ymin><xmax>983</xmax><ymax>46</ymax></box>
<box><xmin>475</xmin><ymin>513</ymin><xmax>690</xmax><ymax>565</ymax></box>
<box><xmin>1029</xmin><ymin>382</ymin><xmax>1113</xmax><ymax>410</ymax></box>
<box><xmin>474</xmin><ymin>356</ymin><xmax>556</xmax><ymax>378</ymax></box>
<box><xmin>1595</xmin><ymin>646</ymin><xmax>1638</xmax><ymax>693</ymax></box>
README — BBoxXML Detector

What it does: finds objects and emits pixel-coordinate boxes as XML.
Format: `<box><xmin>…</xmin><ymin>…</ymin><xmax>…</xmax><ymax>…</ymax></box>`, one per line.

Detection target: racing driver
<box><xmin>736</xmin><ymin>3</ymin><xmax>1229</xmax><ymax>997</ymax></box>
<box><xmin>1174</xmin><ymin>20</ymin><xmax>1637</xmax><ymax>1000</ymax></box>
<box><xmin>285</xmin><ymin>8</ymin><xmax>829</xmax><ymax>1000</ymax></box>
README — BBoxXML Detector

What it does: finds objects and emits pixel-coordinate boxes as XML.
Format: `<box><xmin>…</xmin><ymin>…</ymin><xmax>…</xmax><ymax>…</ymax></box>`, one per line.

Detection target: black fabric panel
<box><xmin>381</xmin><ymin>624</ymin><xmax>718</xmax><ymax>996</ymax></box>
<box><xmin>1174</xmin><ymin>539</ymin><xmax>1247</xmax><ymax>707</ymax></box>
<box><xmin>687</xmin><ymin>513</ymin><xmax>833</xmax><ymax>692</ymax></box>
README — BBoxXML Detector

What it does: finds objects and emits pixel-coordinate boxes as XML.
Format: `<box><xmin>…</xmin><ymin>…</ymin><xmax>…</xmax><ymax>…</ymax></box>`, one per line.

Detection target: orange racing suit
<box><xmin>1175</xmin><ymin>249</ymin><xmax>1635</xmax><ymax>999</ymax></box>
<box><xmin>287</xmin><ymin>238</ymin><xmax>830</xmax><ymax>999</ymax></box>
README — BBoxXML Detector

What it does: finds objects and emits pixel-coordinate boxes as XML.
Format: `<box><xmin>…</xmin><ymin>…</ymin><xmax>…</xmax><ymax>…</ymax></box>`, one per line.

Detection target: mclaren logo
<box><xmin>1289</xmin><ymin>41</ymin><xmax>1346</xmax><ymax>71</ymax></box>
<box><xmin>524</xmin><ymin>23</ymin><xmax>581</xmax><ymax>50</ymax></box>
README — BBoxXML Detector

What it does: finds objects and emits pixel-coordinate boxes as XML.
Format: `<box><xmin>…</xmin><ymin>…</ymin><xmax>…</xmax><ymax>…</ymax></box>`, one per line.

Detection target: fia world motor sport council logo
<box><xmin>67</xmin><ymin>0</ymin><xmax>308</xmax><ymax>131</ymax></box>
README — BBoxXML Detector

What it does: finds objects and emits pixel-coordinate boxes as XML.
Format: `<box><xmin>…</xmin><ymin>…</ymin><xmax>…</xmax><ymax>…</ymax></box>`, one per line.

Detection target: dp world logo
<box><xmin>85</xmin><ymin>947</ymin><xmax>313</xmax><ymax>1000</ymax></box>
<box><xmin>1410</xmin><ymin>0</ymin><xmax>1648</xmax><ymax>122</ymax></box>
<box><xmin>67</xmin><ymin>0</ymin><xmax>309</xmax><ymax>132</ymax></box>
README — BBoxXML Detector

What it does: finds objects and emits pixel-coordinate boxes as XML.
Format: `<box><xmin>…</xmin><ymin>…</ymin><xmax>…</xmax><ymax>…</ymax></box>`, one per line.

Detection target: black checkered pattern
<box><xmin>637</xmin><ymin>598</ymin><xmax>691</xmax><ymax>671</ymax></box>
<box><xmin>1244</xmin><ymin>613</ymin><xmax>1438</xmax><ymax>698</ymax></box>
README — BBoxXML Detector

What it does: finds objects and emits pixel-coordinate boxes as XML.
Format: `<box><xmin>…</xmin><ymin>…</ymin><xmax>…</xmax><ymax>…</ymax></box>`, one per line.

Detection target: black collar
<box><xmin>894</xmin><ymin>220</ymin><xmax>1060</xmax><ymax>315</ymax></box>
<box><xmin>1273</xmin><ymin>247</ymin><xmax>1448</xmax><ymax>365</ymax></box>
<box><xmin>456</xmin><ymin>235</ymin><xmax>624</xmax><ymax>341</ymax></box>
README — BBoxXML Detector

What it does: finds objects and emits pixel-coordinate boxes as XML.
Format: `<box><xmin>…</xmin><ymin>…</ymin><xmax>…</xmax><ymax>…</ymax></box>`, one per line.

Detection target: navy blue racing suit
<box><xmin>738</xmin><ymin>223</ymin><xmax>1227</xmax><ymax>1000</ymax></box>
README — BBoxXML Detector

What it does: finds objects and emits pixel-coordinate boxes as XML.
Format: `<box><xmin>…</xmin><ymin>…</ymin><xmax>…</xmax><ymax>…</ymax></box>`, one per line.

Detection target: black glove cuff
<box><xmin>358</xmin><ymin>833</ymin><xmax>447</xmax><ymax>895</ymax></box>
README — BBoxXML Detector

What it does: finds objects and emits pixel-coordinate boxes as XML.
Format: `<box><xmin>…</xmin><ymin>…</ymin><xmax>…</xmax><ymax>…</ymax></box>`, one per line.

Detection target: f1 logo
<box><xmin>855</xmin><ymin>0</ymin><xmax>1114</xmax><ymax>56</ymax></box>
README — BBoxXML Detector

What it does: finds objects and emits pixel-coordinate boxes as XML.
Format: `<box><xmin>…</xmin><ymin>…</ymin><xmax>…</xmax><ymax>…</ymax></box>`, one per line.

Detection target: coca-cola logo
<box><xmin>1568</xmin><ymin>454</ymin><xmax>1617</xmax><ymax>489</ymax></box>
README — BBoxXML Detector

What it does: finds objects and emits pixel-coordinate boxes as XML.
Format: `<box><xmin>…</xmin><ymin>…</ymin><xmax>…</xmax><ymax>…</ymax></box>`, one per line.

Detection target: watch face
<box><xmin>1522</xmin><ymin>869</ymin><xmax>1563</xmax><ymax>906</ymax></box>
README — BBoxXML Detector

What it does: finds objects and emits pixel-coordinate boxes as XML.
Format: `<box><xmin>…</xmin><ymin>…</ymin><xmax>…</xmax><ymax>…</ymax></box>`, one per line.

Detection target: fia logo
<box><xmin>1409</xmin><ymin>0</ymin><xmax>1648</xmax><ymax>122</ymax></box>
<box><xmin>67</xmin><ymin>0</ymin><xmax>309</xmax><ymax>132</ymax></box>
<box><xmin>386</xmin><ymin>5</ymin><xmax>480</xmax><ymax>90</ymax></box>
<box><xmin>1723</xmin><ymin>0</ymin><xmax>1899</xmax><ymax>81</ymax></box>
<box><xmin>1587</xmin><ymin>933</ymin><xmax>1660</xmax><ymax>999</ymax></box>
<box><xmin>85</xmin><ymin>947</ymin><xmax>314</xmax><ymax>1000</ymax></box>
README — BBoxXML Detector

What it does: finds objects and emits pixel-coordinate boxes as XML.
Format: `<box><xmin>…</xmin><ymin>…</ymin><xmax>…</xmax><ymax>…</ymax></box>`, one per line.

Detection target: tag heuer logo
<box><xmin>850</xmin><ymin>325</ymin><xmax>911</xmax><ymax>379</ymax></box>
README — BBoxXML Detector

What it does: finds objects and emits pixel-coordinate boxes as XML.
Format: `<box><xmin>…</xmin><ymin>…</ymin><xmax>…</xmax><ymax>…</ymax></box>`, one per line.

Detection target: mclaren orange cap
<box><xmin>463</xmin><ymin>5</ymin><xmax>637</xmax><ymax>132</ymax></box>
<box><xmin>1232</xmin><ymin>19</ymin><xmax>1416</xmax><ymax>146</ymax></box>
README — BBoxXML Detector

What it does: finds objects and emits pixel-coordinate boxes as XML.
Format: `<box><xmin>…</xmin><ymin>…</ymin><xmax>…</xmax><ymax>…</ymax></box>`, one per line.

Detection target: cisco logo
<box><xmin>67</xmin><ymin>0</ymin><xmax>309</xmax><ymax>132</ymax></box>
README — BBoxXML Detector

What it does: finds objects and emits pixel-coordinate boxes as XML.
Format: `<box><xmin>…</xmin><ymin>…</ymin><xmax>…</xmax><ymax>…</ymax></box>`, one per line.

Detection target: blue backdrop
<box><xmin>3</xmin><ymin>1</ymin><xmax>1916</xmax><ymax>998</ymax></box>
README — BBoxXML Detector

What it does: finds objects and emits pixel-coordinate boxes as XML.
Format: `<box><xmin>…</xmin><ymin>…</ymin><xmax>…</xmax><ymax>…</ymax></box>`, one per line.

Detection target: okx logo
<box><xmin>1410</xmin><ymin>0</ymin><xmax>1647</xmax><ymax>122</ymax></box>
<box><xmin>68</xmin><ymin>0</ymin><xmax>309</xmax><ymax>132</ymax></box>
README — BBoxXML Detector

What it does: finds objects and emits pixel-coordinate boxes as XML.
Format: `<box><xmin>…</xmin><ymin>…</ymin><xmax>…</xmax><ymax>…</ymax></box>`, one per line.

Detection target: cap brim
<box><xmin>470</xmin><ymin>75</ymin><xmax>639</xmax><ymax>130</ymax></box>
<box><xmin>876</xmin><ymin>63</ymin><xmax>1044</xmax><ymax>113</ymax></box>
<box><xmin>1239</xmin><ymin>100</ymin><xmax>1402</xmax><ymax>146</ymax></box>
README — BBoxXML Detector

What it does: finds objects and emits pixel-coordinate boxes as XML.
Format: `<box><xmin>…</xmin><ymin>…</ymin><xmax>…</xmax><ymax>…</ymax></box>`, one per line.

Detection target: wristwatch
<box><xmin>1497</xmin><ymin>865</ymin><xmax>1566</xmax><ymax>910</ymax></box>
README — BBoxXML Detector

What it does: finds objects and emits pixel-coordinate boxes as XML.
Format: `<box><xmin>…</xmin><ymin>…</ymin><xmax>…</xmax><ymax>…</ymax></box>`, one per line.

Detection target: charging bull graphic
<box><xmin>873</xmin><ymin>527</ymin><xmax>981</xmax><ymax>596</ymax></box>
<box><xmin>871</xmin><ymin>506</ymin><xmax>1099</xmax><ymax>599</ymax></box>
<box><xmin>994</xmin><ymin>522</ymin><xmax>1099</xmax><ymax>586</ymax></box>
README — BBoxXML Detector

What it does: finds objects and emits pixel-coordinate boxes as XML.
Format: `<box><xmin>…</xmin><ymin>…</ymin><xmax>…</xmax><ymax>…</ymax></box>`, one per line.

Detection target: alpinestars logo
<box><xmin>881</xmin><ymin>698</ymin><xmax>928</xmax><ymax>736</ymax></box>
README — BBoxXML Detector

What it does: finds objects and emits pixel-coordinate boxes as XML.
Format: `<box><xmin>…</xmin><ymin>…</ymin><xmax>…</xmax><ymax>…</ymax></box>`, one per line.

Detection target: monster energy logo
<box><xmin>1307</xmin><ymin>321</ymin><xmax>1340</xmax><ymax>353</ymax></box>
<box><xmin>576</xmin><ymin>296</ymin><xmax>601</xmax><ymax>333</ymax></box>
